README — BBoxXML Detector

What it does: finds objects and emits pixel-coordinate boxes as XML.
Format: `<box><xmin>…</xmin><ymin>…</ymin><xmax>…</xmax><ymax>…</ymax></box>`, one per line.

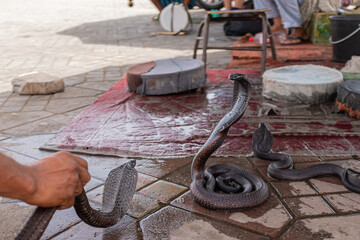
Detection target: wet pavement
<box><xmin>1</xmin><ymin>0</ymin><xmax>360</xmax><ymax>239</ymax></box>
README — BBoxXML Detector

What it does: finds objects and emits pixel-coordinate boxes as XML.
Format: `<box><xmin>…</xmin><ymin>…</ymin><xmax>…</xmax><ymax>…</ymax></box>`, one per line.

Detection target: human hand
<box><xmin>24</xmin><ymin>152</ymin><xmax>91</xmax><ymax>209</ymax></box>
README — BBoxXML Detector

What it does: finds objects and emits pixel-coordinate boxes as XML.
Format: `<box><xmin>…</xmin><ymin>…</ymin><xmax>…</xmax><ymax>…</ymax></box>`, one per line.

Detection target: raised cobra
<box><xmin>253</xmin><ymin>123</ymin><xmax>360</xmax><ymax>193</ymax></box>
<box><xmin>16</xmin><ymin>160</ymin><xmax>138</xmax><ymax>240</ymax></box>
<box><xmin>190</xmin><ymin>73</ymin><xmax>269</xmax><ymax>210</ymax></box>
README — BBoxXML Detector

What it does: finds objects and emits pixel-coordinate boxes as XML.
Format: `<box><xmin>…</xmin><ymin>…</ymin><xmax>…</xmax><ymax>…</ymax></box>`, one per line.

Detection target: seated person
<box><xmin>253</xmin><ymin>0</ymin><xmax>307</xmax><ymax>45</ymax></box>
<box><xmin>151</xmin><ymin>0</ymin><xmax>197</xmax><ymax>13</ymax></box>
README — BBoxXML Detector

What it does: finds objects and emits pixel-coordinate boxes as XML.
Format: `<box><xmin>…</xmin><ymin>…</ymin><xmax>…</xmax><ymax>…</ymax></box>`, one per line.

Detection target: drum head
<box><xmin>159</xmin><ymin>4</ymin><xmax>189</xmax><ymax>32</ymax></box>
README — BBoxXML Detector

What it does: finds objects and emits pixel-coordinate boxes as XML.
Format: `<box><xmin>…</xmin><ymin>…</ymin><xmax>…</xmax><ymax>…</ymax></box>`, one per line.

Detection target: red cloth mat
<box><xmin>42</xmin><ymin>69</ymin><xmax>360</xmax><ymax>158</ymax></box>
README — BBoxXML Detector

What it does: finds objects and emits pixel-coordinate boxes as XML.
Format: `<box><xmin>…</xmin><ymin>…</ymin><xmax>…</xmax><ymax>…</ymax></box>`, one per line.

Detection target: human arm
<box><xmin>0</xmin><ymin>151</ymin><xmax>91</xmax><ymax>209</ymax></box>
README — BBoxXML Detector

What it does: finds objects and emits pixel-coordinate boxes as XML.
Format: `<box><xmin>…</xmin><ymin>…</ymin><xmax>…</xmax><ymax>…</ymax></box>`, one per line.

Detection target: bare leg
<box><xmin>234</xmin><ymin>0</ymin><xmax>244</xmax><ymax>8</ymax></box>
<box><xmin>224</xmin><ymin>0</ymin><xmax>232</xmax><ymax>10</ymax></box>
<box><xmin>151</xmin><ymin>0</ymin><xmax>163</xmax><ymax>11</ymax></box>
<box><xmin>271</xmin><ymin>16</ymin><xmax>287</xmax><ymax>33</ymax></box>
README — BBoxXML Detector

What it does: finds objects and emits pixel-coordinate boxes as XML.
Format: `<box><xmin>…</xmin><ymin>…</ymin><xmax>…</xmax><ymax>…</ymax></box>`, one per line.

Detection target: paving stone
<box><xmin>0</xmin><ymin>147</ymin><xmax>37</xmax><ymax>165</ymax></box>
<box><xmin>309</xmin><ymin>177</ymin><xmax>349</xmax><ymax>194</ymax></box>
<box><xmin>3</xmin><ymin>114</ymin><xmax>75</xmax><ymax>135</ymax></box>
<box><xmin>136</xmin><ymin>157</ymin><xmax>192</xmax><ymax>178</ymax></box>
<box><xmin>271</xmin><ymin>181</ymin><xmax>318</xmax><ymax>198</ymax></box>
<box><xmin>0</xmin><ymin>202</ymin><xmax>35</xmax><ymax>240</ymax></box>
<box><xmin>139</xmin><ymin>180</ymin><xmax>187</xmax><ymax>203</ymax></box>
<box><xmin>12</xmin><ymin>72</ymin><xmax>64</xmax><ymax>95</ymax></box>
<box><xmin>136</xmin><ymin>173</ymin><xmax>157</xmax><ymax>191</ymax></box>
<box><xmin>52</xmin><ymin>216</ymin><xmax>138</xmax><ymax>240</ymax></box>
<box><xmin>0</xmin><ymin>134</ymin><xmax>56</xmax><ymax>160</ymax></box>
<box><xmin>165</xmin><ymin>163</ymin><xmax>192</xmax><ymax>187</ymax></box>
<box><xmin>324</xmin><ymin>192</ymin><xmax>360</xmax><ymax>213</ymax></box>
<box><xmin>76</xmin><ymin>81</ymin><xmax>118</xmax><ymax>91</ymax></box>
<box><xmin>281</xmin><ymin>214</ymin><xmax>360</xmax><ymax>240</ymax></box>
<box><xmin>0</xmin><ymin>111</ymin><xmax>53</xmax><ymax>131</ymax></box>
<box><xmin>62</xmin><ymin>74</ymin><xmax>86</xmax><ymax>86</ymax></box>
<box><xmin>46</xmin><ymin>96</ymin><xmax>98</xmax><ymax>113</ymax></box>
<box><xmin>284</xmin><ymin>196</ymin><xmax>334</xmax><ymax>217</ymax></box>
<box><xmin>52</xmin><ymin>86</ymin><xmax>102</xmax><ymax>99</ymax></box>
<box><xmin>140</xmin><ymin>206</ymin><xmax>268</xmax><ymax>240</ymax></box>
<box><xmin>42</xmin><ymin>207</ymin><xmax>81</xmax><ymax>239</ymax></box>
<box><xmin>171</xmin><ymin>191</ymin><xmax>292</xmax><ymax>237</ymax></box>
<box><xmin>127</xmin><ymin>193</ymin><xmax>161</xmax><ymax>219</ymax></box>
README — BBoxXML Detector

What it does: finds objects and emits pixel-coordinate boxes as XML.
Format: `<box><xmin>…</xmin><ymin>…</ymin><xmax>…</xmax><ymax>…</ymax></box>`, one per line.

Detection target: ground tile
<box><xmin>0</xmin><ymin>111</ymin><xmax>53</xmax><ymax>130</ymax></box>
<box><xmin>271</xmin><ymin>181</ymin><xmax>317</xmax><ymax>198</ymax></box>
<box><xmin>52</xmin><ymin>215</ymin><xmax>138</xmax><ymax>240</ymax></box>
<box><xmin>3</xmin><ymin>114</ymin><xmax>74</xmax><ymax>136</ymax></box>
<box><xmin>140</xmin><ymin>206</ymin><xmax>268</xmax><ymax>240</ymax></box>
<box><xmin>46</xmin><ymin>96</ymin><xmax>98</xmax><ymax>113</ymax></box>
<box><xmin>139</xmin><ymin>180</ymin><xmax>187</xmax><ymax>203</ymax></box>
<box><xmin>52</xmin><ymin>86</ymin><xmax>102</xmax><ymax>99</ymax></box>
<box><xmin>136</xmin><ymin>173</ymin><xmax>157</xmax><ymax>191</ymax></box>
<box><xmin>309</xmin><ymin>177</ymin><xmax>348</xmax><ymax>194</ymax></box>
<box><xmin>136</xmin><ymin>157</ymin><xmax>192</xmax><ymax>178</ymax></box>
<box><xmin>42</xmin><ymin>207</ymin><xmax>82</xmax><ymax>239</ymax></box>
<box><xmin>324</xmin><ymin>192</ymin><xmax>360</xmax><ymax>213</ymax></box>
<box><xmin>76</xmin><ymin>81</ymin><xmax>118</xmax><ymax>91</ymax></box>
<box><xmin>165</xmin><ymin>163</ymin><xmax>192</xmax><ymax>187</ymax></box>
<box><xmin>301</xmin><ymin>136</ymin><xmax>354</xmax><ymax>155</ymax></box>
<box><xmin>171</xmin><ymin>191</ymin><xmax>291</xmax><ymax>237</ymax></box>
<box><xmin>284</xmin><ymin>196</ymin><xmax>334</xmax><ymax>217</ymax></box>
<box><xmin>0</xmin><ymin>202</ymin><xmax>35</xmax><ymax>239</ymax></box>
<box><xmin>281</xmin><ymin>214</ymin><xmax>360</xmax><ymax>240</ymax></box>
<box><xmin>127</xmin><ymin>193</ymin><xmax>161</xmax><ymax>219</ymax></box>
<box><xmin>0</xmin><ymin>147</ymin><xmax>36</xmax><ymax>165</ymax></box>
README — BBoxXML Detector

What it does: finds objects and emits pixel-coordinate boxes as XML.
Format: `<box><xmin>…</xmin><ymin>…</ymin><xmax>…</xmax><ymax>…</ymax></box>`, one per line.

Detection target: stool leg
<box><xmin>260</xmin><ymin>13</ymin><xmax>268</xmax><ymax>74</ymax></box>
<box><xmin>267</xmin><ymin>21</ymin><xmax>277</xmax><ymax>60</ymax></box>
<box><xmin>202</xmin><ymin>14</ymin><xmax>211</xmax><ymax>69</ymax></box>
<box><xmin>193</xmin><ymin>20</ymin><xmax>205</xmax><ymax>59</ymax></box>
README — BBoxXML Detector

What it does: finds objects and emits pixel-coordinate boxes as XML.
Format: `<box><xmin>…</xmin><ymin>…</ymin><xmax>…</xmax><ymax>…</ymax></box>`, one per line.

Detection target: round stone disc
<box><xmin>335</xmin><ymin>79</ymin><xmax>360</xmax><ymax>119</ymax></box>
<box><xmin>262</xmin><ymin>65</ymin><xmax>343</xmax><ymax>104</ymax></box>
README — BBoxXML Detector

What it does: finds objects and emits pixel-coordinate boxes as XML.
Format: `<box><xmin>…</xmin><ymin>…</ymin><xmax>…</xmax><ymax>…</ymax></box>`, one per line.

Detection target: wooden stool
<box><xmin>193</xmin><ymin>9</ymin><xmax>277</xmax><ymax>73</ymax></box>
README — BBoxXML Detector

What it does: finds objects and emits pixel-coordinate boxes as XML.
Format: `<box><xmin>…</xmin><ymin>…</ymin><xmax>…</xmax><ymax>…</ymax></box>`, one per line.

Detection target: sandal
<box><xmin>280</xmin><ymin>36</ymin><xmax>307</xmax><ymax>46</ymax></box>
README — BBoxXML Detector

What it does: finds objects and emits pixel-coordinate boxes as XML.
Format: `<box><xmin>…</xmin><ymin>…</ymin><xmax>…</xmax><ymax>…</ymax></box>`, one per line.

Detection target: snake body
<box><xmin>253</xmin><ymin>123</ymin><xmax>360</xmax><ymax>193</ymax></box>
<box><xmin>190</xmin><ymin>73</ymin><xmax>269</xmax><ymax>210</ymax></box>
<box><xmin>16</xmin><ymin>160</ymin><xmax>138</xmax><ymax>240</ymax></box>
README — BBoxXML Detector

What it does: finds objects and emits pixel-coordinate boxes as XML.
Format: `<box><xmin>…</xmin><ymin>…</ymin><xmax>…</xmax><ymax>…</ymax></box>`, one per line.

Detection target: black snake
<box><xmin>253</xmin><ymin>123</ymin><xmax>360</xmax><ymax>193</ymax></box>
<box><xmin>16</xmin><ymin>160</ymin><xmax>138</xmax><ymax>240</ymax></box>
<box><xmin>190</xmin><ymin>73</ymin><xmax>269</xmax><ymax>210</ymax></box>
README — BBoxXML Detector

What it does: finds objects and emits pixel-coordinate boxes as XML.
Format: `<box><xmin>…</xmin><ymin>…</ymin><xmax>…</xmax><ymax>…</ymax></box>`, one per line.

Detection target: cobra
<box><xmin>252</xmin><ymin>123</ymin><xmax>360</xmax><ymax>193</ymax></box>
<box><xmin>16</xmin><ymin>160</ymin><xmax>138</xmax><ymax>240</ymax></box>
<box><xmin>190</xmin><ymin>73</ymin><xmax>269</xmax><ymax>210</ymax></box>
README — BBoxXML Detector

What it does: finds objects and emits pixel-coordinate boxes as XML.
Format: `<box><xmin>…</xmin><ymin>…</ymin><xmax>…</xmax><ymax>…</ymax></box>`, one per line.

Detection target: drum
<box><xmin>159</xmin><ymin>3</ymin><xmax>190</xmax><ymax>32</ymax></box>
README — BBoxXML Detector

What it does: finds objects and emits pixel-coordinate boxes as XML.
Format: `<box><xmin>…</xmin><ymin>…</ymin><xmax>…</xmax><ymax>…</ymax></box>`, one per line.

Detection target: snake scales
<box><xmin>16</xmin><ymin>160</ymin><xmax>137</xmax><ymax>240</ymax></box>
<box><xmin>190</xmin><ymin>73</ymin><xmax>269</xmax><ymax>210</ymax></box>
<box><xmin>253</xmin><ymin>123</ymin><xmax>360</xmax><ymax>193</ymax></box>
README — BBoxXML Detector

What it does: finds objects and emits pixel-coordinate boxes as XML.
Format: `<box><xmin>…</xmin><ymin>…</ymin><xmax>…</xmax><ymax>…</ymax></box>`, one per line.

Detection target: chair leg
<box><xmin>267</xmin><ymin>21</ymin><xmax>277</xmax><ymax>60</ymax></box>
<box><xmin>260</xmin><ymin>13</ymin><xmax>268</xmax><ymax>74</ymax></box>
<box><xmin>202</xmin><ymin>14</ymin><xmax>211</xmax><ymax>69</ymax></box>
<box><xmin>193</xmin><ymin>20</ymin><xmax>205</xmax><ymax>59</ymax></box>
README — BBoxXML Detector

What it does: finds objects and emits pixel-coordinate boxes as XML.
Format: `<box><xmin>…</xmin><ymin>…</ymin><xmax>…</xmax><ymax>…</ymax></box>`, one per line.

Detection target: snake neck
<box><xmin>191</xmin><ymin>77</ymin><xmax>252</xmax><ymax>181</ymax></box>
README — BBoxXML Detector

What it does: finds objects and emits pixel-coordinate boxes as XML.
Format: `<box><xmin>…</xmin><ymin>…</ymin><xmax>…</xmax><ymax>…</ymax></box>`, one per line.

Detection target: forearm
<box><xmin>0</xmin><ymin>152</ymin><xmax>35</xmax><ymax>201</ymax></box>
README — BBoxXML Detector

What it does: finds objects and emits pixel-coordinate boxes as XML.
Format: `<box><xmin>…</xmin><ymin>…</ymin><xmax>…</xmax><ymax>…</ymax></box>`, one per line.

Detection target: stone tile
<box><xmin>165</xmin><ymin>163</ymin><xmax>192</xmax><ymax>187</ymax></box>
<box><xmin>0</xmin><ymin>202</ymin><xmax>35</xmax><ymax>239</ymax></box>
<box><xmin>324</xmin><ymin>192</ymin><xmax>360</xmax><ymax>213</ymax></box>
<box><xmin>310</xmin><ymin>177</ymin><xmax>349</xmax><ymax>194</ymax></box>
<box><xmin>0</xmin><ymin>134</ymin><xmax>56</xmax><ymax>160</ymax></box>
<box><xmin>140</xmin><ymin>206</ymin><xmax>268</xmax><ymax>240</ymax></box>
<box><xmin>136</xmin><ymin>173</ymin><xmax>157</xmax><ymax>191</ymax></box>
<box><xmin>281</xmin><ymin>215</ymin><xmax>360</xmax><ymax>240</ymax></box>
<box><xmin>52</xmin><ymin>86</ymin><xmax>102</xmax><ymax>99</ymax></box>
<box><xmin>86</xmin><ymin>186</ymin><xmax>104</xmax><ymax>205</ymax></box>
<box><xmin>0</xmin><ymin>106</ymin><xmax>23</xmax><ymax>113</ymax></box>
<box><xmin>25</xmin><ymin>100</ymin><xmax>48</xmax><ymax>106</ymax></box>
<box><xmin>271</xmin><ymin>181</ymin><xmax>317</xmax><ymax>198</ymax></box>
<box><xmin>46</xmin><ymin>96</ymin><xmax>98</xmax><ymax>113</ymax></box>
<box><xmin>29</xmin><ymin>95</ymin><xmax>51</xmax><ymax>101</ymax></box>
<box><xmin>284</xmin><ymin>196</ymin><xmax>334</xmax><ymax>217</ymax></box>
<box><xmin>63</xmin><ymin>74</ymin><xmax>86</xmax><ymax>86</ymax></box>
<box><xmin>320</xmin><ymin>155</ymin><xmax>356</xmax><ymax>161</ymax></box>
<box><xmin>21</xmin><ymin>104</ymin><xmax>45</xmax><ymax>112</ymax></box>
<box><xmin>76</xmin><ymin>81</ymin><xmax>118</xmax><ymax>91</ymax></box>
<box><xmin>52</xmin><ymin>215</ymin><xmax>138</xmax><ymax>240</ymax></box>
<box><xmin>136</xmin><ymin>157</ymin><xmax>192</xmax><ymax>178</ymax></box>
<box><xmin>42</xmin><ymin>207</ymin><xmax>82</xmax><ymax>239</ymax></box>
<box><xmin>127</xmin><ymin>193</ymin><xmax>161</xmax><ymax>219</ymax></box>
<box><xmin>171</xmin><ymin>191</ymin><xmax>291</xmax><ymax>237</ymax></box>
<box><xmin>84</xmin><ymin>178</ymin><xmax>103</xmax><ymax>192</ymax></box>
<box><xmin>301</xmin><ymin>136</ymin><xmax>355</xmax><ymax>155</ymax></box>
<box><xmin>139</xmin><ymin>180</ymin><xmax>187</xmax><ymax>203</ymax></box>
<box><xmin>0</xmin><ymin>133</ymin><xmax>10</xmax><ymax>141</ymax></box>
<box><xmin>0</xmin><ymin>147</ymin><xmax>37</xmax><ymax>165</ymax></box>
<box><xmin>0</xmin><ymin>111</ymin><xmax>53</xmax><ymax>131</ymax></box>
<box><xmin>3</xmin><ymin>114</ymin><xmax>74</xmax><ymax>135</ymax></box>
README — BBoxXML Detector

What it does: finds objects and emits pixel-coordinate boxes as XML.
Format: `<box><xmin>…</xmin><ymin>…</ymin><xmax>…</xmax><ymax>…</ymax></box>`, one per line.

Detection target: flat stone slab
<box><xmin>12</xmin><ymin>72</ymin><xmax>64</xmax><ymax>95</ymax></box>
<box><xmin>263</xmin><ymin>65</ymin><xmax>343</xmax><ymax>104</ymax></box>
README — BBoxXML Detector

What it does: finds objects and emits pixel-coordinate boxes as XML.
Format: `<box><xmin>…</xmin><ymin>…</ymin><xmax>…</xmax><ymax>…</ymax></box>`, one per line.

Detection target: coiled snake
<box><xmin>16</xmin><ymin>160</ymin><xmax>138</xmax><ymax>240</ymax></box>
<box><xmin>252</xmin><ymin>123</ymin><xmax>360</xmax><ymax>193</ymax></box>
<box><xmin>190</xmin><ymin>73</ymin><xmax>269</xmax><ymax>210</ymax></box>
